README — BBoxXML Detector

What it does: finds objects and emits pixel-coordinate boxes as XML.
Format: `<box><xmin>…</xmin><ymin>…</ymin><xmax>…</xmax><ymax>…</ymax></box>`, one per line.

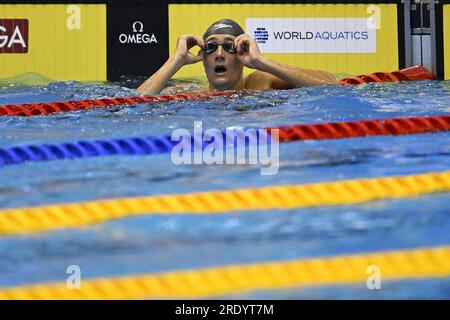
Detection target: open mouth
<box><xmin>214</xmin><ymin>65</ymin><xmax>227</xmax><ymax>75</ymax></box>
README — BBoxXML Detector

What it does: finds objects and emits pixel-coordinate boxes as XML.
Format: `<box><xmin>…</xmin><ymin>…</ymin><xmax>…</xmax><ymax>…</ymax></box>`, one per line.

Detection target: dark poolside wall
<box><xmin>106</xmin><ymin>1</ymin><xmax>169</xmax><ymax>81</ymax></box>
<box><xmin>443</xmin><ymin>0</ymin><xmax>449</xmax><ymax>79</ymax></box>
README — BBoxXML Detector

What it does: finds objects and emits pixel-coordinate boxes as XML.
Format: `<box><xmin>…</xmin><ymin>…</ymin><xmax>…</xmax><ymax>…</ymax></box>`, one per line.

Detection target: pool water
<box><xmin>0</xmin><ymin>77</ymin><xmax>449</xmax><ymax>299</ymax></box>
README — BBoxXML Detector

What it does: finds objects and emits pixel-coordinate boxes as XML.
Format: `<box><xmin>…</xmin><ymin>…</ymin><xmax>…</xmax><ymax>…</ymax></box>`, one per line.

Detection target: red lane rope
<box><xmin>0</xmin><ymin>66</ymin><xmax>434</xmax><ymax>117</ymax></box>
<box><xmin>0</xmin><ymin>90</ymin><xmax>244</xmax><ymax>117</ymax></box>
<box><xmin>266</xmin><ymin>115</ymin><xmax>450</xmax><ymax>142</ymax></box>
<box><xmin>339</xmin><ymin>65</ymin><xmax>434</xmax><ymax>85</ymax></box>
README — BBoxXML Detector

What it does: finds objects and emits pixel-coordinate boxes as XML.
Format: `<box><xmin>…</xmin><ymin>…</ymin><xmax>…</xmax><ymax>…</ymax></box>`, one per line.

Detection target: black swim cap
<box><xmin>203</xmin><ymin>19</ymin><xmax>245</xmax><ymax>40</ymax></box>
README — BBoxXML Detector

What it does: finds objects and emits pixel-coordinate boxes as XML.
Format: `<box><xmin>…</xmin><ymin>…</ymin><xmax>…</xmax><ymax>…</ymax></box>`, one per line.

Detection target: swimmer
<box><xmin>137</xmin><ymin>19</ymin><xmax>338</xmax><ymax>95</ymax></box>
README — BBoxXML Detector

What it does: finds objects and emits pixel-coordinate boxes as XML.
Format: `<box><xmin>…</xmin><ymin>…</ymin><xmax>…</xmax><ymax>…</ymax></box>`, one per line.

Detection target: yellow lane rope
<box><xmin>0</xmin><ymin>170</ymin><xmax>449</xmax><ymax>236</ymax></box>
<box><xmin>0</xmin><ymin>246</ymin><xmax>448</xmax><ymax>299</ymax></box>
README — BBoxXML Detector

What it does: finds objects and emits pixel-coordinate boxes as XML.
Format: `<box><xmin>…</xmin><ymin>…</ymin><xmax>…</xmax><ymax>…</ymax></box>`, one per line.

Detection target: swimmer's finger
<box><xmin>197</xmin><ymin>49</ymin><xmax>205</xmax><ymax>60</ymax></box>
<box><xmin>234</xmin><ymin>35</ymin><xmax>243</xmax><ymax>53</ymax></box>
<box><xmin>237</xmin><ymin>37</ymin><xmax>250</xmax><ymax>55</ymax></box>
<box><xmin>234</xmin><ymin>36</ymin><xmax>244</xmax><ymax>54</ymax></box>
<box><xmin>193</xmin><ymin>54</ymin><xmax>203</xmax><ymax>63</ymax></box>
<box><xmin>235</xmin><ymin>37</ymin><xmax>245</xmax><ymax>54</ymax></box>
<box><xmin>234</xmin><ymin>34</ymin><xmax>248</xmax><ymax>43</ymax></box>
<box><xmin>186</xmin><ymin>35</ymin><xmax>204</xmax><ymax>49</ymax></box>
<box><xmin>195</xmin><ymin>35</ymin><xmax>205</xmax><ymax>49</ymax></box>
<box><xmin>181</xmin><ymin>35</ymin><xmax>196</xmax><ymax>48</ymax></box>
<box><xmin>243</xmin><ymin>37</ymin><xmax>252</xmax><ymax>53</ymax></box>
<box><xmin>186</xmin><ymin>52</ymin><xmax>203</xmax><ymax>64</ymax></box>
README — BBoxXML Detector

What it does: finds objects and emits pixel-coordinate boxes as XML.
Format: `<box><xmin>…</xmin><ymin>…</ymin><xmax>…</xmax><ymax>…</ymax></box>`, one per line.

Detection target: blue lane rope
<box><xmin>0</xmin><ymin>131</ymin><xmax>264</xmax><ymax>167</ymax></box>
<box><xmin>2</xmin><ymin>114</ymin><xmax>449</xmax><ymax>167</ymax></box>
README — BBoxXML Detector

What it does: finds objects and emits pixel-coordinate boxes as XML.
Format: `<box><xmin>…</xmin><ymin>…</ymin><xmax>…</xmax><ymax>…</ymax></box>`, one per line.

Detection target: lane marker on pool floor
<box><xmin>0</xmin><ymin>115</ymin><xmax>449</xmax><ymax>167</ymax></box>
<box><xmin>0</xmin><ymin>170</ymin><xmax>449</xmax><ymax>236</ymax></box>
<box><xmin>0</xmin><ymin>245</ymin><xmax>448</xmax><ymax>299</ymax></box>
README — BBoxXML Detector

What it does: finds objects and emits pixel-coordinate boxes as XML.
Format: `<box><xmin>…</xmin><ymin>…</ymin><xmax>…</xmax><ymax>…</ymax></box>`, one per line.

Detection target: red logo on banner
<box><xmin>0</xmin><ymin>19</ymin><xmax>29</xmax><ymax>53</ymax></box>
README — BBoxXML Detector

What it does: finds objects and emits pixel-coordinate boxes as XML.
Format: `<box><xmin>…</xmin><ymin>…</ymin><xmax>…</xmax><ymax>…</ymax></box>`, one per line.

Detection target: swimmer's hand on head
<box><xmin>234</xmin><ymin>34</ymin><xmax>339</xmax><ymax>89</ymax></box>
<box><xmin>173</xmin><ymin>35</ymin><xmax>205</xmax><ymax>66</ymax></box>
<box><xmin>234</xmin><ymin>34</ymin><xmax>262</xmax><ymax>69</ymax></box>
<box><xmin>137</xmin><ymin>35</ymin><xmax>204</xmax><ymax>95</ymax></box>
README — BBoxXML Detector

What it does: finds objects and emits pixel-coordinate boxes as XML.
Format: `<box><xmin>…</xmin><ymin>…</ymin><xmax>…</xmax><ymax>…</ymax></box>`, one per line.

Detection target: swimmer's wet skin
<box><xmin>137</xmin><ymin>18</ymin><xmax>338</xmax><ymax>95</ymax></box>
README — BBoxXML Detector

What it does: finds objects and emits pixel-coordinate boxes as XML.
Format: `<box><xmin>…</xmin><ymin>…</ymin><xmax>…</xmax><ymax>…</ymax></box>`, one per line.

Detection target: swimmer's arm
<box><xmin>138</xmin><ymin>35</ymin><xmax>204</xmax><ymax>95</ymax></box>
<box><xmin>253</xmin><ymin>56</ymin><xmax>339</xmax><ymax>88</ymax></box>
<box><xmin>137</xmin><ymin>56</ymin><xmax>183</xmax><ymax>95</ymax></box>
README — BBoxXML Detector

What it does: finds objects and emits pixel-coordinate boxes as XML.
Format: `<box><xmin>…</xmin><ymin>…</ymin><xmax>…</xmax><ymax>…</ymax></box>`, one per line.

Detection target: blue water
<box><xmin>0</xmin><ymin>79</ymin><xmax>449</xmax><ymax>298</ymax></box>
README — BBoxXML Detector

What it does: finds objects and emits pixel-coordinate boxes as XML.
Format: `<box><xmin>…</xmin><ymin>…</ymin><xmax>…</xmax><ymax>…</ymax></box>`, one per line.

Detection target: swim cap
<box><xmin>203</xmin><ymin>19</ymin><xmax>245</xmax><ymax>40</ymax></box>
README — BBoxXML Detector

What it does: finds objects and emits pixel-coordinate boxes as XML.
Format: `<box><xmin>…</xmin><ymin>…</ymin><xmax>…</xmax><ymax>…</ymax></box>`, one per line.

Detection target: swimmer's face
<box><xmin>202</xmin><ymin>35</ymin><xmax>244</xmax><ymax>90</ymax></box>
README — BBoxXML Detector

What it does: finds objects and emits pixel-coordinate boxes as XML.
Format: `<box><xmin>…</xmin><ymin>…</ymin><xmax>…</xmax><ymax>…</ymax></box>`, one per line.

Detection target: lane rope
<box><xmin>268</xmin><ymin>115</ymin><xmax>450</xmax><ymax>142</ymax></box>
<box><xmin>1</xmin><ymin>115</ymin><xmax>448</xmax><ymax>167</ymax></box>
<box><xmin>0</xmin><ymin>245</ymin><xmax>448</xmax><ymax>299</ymax></box>
<box><xmin>0</xmin><ymin>170</ymin><xmax>449</xmax><ymax>236</ymax></box>
<box><xmin>0</xmin><ymin>90</ymin><xmax>244</xmax><ymax>117</ymax></box>
<box><xmin>0</xmin><ymin>66</ymin><xmax>434</xmax><ymax>117</ymax></box>
<box><xmin>339</xmin><ymin>65</ymin><xmax>434</xmax><ymax>85</ymax></box>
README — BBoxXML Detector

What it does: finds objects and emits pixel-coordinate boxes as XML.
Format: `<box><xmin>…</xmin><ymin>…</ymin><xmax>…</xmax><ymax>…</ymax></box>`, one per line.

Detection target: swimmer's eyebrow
<box><xmin>207</xmin><ymin>36</ymin><xmax>235</xmax><ymax>42</ymax></box>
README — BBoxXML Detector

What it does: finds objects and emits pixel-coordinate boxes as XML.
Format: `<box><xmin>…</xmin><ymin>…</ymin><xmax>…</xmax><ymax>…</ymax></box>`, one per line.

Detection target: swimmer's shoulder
<box><xmin>245</xmin><ymin>70</ymin><xmax>293</xmax><ymax>90</ymax></box>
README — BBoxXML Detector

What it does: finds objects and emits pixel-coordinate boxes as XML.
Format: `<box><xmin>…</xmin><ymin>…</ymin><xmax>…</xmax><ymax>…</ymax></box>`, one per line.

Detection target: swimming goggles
<box><xmin>204</xmin><ymin>41</ymin><xmax>237</xmax><ymax>54</ymax></box>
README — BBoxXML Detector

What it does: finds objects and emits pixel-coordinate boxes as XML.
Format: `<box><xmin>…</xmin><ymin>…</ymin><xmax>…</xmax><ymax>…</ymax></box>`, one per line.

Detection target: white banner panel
<box><xmin>246</xmin><ymin>18</ymin><xmax>377</xmax><ymax>53</ymax></box>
